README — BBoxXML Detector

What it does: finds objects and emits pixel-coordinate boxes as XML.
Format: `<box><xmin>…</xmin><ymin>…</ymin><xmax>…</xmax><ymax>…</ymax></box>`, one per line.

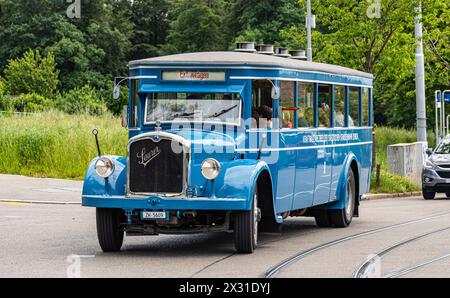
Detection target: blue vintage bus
<box><xmin>82</xmin><ymin>47</ymin><xmax>373</xmax><ymax>253</ymax></box>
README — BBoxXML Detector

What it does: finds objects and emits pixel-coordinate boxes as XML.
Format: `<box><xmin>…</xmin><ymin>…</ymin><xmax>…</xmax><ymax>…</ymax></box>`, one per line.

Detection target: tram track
<box><xmin>261</xmin><ymin>210</ymin><xmax>450</xmax><ymax>278</ymax></box>
<box><xmin>353</xmin><ymin>226</ymin><xmax>450</xmax><ymax>278</ymax></box>
<box><xmin>383</xmin><ymin>253</ymin><xmax>450</xmax><ymax>278</ymax></box>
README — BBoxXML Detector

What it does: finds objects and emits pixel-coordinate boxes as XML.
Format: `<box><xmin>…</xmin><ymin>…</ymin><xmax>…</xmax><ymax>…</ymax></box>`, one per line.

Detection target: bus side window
<box><xmin>349</xmin><ymin>87</ymin><xmax>360</xmax><ymax>127</ymax></box>
<box><xmin>298</xmin><ymin>83</ymin><xmax>314</xmax><ymax>127</ymax></box>
<box><xmin>131</xmin><ymin>79</ymin><xmax>139</xmax><ymax>127</ymax></box>
<box><xmin>318</xmin><ymin>84</ymin><xmax>332</xmax><ymax>127</ymax></box>
<box><xmin>252</xmin><ymin>80</ymin><xmax>274</xmax><ymax>129</ymax></box>
<box><xmin>334</xmin><ymin>85</ymin><xmax>346</xmax><ymax>127</ymax></box>
<box><xmin>279</xmin><ymin>81</ymin><xmax>296</xmax><ymax>129</ymax></box>
<box><xmin>362</xmin><ymin>88</ymin><xmax>370</xmax><ymax>126</ymax></box>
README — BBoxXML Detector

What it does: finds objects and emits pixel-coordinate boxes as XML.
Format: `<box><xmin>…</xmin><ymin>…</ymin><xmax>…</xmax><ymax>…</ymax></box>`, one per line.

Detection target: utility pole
<box><xmin>415</xmin><ymin>3</ymin><xmax>427</xmax><ymax>145</ymax></box>
<box><xmin>306</xmin><ymin>0</ymin><xmax>313</xmax><ymax>61</ymax></box>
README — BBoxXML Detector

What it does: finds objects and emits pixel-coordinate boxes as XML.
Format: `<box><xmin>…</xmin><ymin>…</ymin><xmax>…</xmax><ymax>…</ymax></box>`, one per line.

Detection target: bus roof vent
<box><xmin>235</xmin><ymin>42</ymin><xmax>257</xmax><ymax>53</ymax></box>
<box><xmin>290</xmin><ymin>50</ymin><xmax>307</xmax><ymax>60</ymax></box>
<box><xmin>256</xmin><ymin>44</ymin><xmax>275</xmax><ymax>55</ymax></box>
<box><xmin>274</xmin><ymin>47</ymin><xmax>291</xmax><ymax>58</ymax></box>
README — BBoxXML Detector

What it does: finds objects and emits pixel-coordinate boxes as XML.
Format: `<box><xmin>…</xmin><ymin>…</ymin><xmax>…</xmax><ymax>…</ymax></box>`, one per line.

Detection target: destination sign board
<box><xmin>162</xmin><ymin>71</ymin><xmax>226</xmax><ymax>82</ymax></box>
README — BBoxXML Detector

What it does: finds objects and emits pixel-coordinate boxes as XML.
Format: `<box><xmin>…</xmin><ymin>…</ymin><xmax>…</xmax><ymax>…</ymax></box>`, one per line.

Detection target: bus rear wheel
<box><xmin>234</xmin><ymin>186</ymin><xmax>260</xmax><ymax>253</ymax></box>
<box><xmin>96</xmin><ymin>208</ymin><xmax>124</xmax><ymax>252</ymax></box>
<box><xmin>330</xmin><ymin>170</ymin><xmax>356</xmax><ymax>228</ymax></box>
<box><xmin>314</xmin><ymin>210</ymin><xmax>332</xmax><ymax>227</ymax></box>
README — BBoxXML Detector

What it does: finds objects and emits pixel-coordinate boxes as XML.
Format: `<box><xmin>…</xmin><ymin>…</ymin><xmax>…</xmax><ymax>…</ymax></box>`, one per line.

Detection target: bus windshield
<box><xmin>144</xmin><ymin>92</ymin><xmax>241</xmax><ymax>125</ymax></box>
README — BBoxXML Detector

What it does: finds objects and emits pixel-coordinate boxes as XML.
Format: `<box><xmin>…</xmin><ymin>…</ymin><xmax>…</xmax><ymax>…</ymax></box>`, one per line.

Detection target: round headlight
<box><xmin>95</xmin><ymin>157</ymin><xmax>115</xmax><ymax>178</ymax></box>
<box><xmin>201</xmin><ymin>158</ymin><xmax>221</xmax><ymax>180</ymax></box>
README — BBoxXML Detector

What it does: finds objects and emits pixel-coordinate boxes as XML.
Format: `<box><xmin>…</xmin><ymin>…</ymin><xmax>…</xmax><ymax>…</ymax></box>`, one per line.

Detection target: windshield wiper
<box><xmin>172</xmin><ymin>111</ymin><xmax>195</xmax><ymax>118</ymax></box>
<box><xmin>207</xmin><ymin>104</ymin><xmax>239</xmax><ymax>119</ymax></box>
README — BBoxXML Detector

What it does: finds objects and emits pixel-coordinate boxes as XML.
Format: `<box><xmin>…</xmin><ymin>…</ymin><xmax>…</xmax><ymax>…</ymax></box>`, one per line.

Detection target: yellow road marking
<box><xmin>0</xmin><ymin>202</ymin><xmax>32</xmax><ymax>206</ymax></box>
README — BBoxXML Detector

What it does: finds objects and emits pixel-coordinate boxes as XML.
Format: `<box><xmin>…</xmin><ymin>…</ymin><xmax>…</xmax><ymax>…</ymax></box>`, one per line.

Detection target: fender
<box><xmin>211</xmin><ymin>159</ymin><xmax>275</xmax><ymax>213</ymax></box>
<box><xmin>323</xmin><ymin>152</ymin><xmax>360</xmax><ymax>210</ymax></box>
<box><xmin>82</xmin><ymin>156</ymin><xmax>127</xmax><ymax>196</ymax></box>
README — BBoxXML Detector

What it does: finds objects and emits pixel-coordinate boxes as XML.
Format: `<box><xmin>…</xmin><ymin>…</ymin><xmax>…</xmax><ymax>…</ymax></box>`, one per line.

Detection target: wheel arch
<box><xmin>325</xmin><ymin>153</ymin><xmax>360</xmax><ymax>214</ymax></box>
<box><xmin>255</xmin><ymin>169</ymin><xmax>279</xmax><ymax>224</ymax></box>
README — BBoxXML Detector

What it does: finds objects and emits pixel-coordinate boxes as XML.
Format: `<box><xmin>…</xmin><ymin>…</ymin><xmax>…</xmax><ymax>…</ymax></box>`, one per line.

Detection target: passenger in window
<box><xmin>318</xmin><ymin>102</ymin><xmax>330</xmax><ymax>127</ymax></box>
<box><xmin>258</xmin><ymin>105</ymin><xmax>273</xmax><ymax>129</ymax></box>
<box><xmin>334</xmin><ymin>111</ymin><xmax>345</xmax><ymax>127</ymax></box>
<box><xmin>282</xmin><ymin>110</ymin><xmax>294</xmax><ymax>128</ymax></box>
<box><xmin>252</xmin><ymin>108</ymin><xmax>261</xmax><ymax>128</ymax></box>
<box><xmin>298</xmin><ymin>108</ymin><xmax>310</xmax><ymax>128</ymax></box>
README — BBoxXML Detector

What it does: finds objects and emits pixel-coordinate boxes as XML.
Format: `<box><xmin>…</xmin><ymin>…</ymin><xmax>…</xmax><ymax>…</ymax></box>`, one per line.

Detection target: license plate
<box><xmin>142</xmin><ymin>211</ymin><xmax>168</xmax><ymax>220</ymax></box>
<box><xmin>446</xmin><ymin>179</ymin><xmax>450</xmax><ymax>184</ymax></box>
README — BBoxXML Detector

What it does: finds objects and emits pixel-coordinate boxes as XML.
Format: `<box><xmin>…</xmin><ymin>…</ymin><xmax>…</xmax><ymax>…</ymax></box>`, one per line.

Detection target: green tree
<box><xmin>130</xmin><ymin>0</ymin><xmax>171</xmax><ymax>60</ymax></box>
<box><xmin>166</xmin><ymin>0</ymin><xmax>227</xmax><ymax>53</ymax></box>
<box><xmin>3</xmin><ymin>50</ymin><xmax>60</xmax><ymax>99</ymax></box>
<box><xmin>228</xmin><ymin>0</ymin><xmax>303</xmax><ymax>46</ymax></box>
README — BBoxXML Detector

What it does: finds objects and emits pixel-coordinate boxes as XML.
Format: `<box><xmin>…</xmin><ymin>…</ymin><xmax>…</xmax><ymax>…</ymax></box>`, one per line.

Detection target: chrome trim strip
<box><xmin>126</xmin><ymin>132</ymin><xmax>191</xmax><ymax>198</ymax></box>
<box><xmin>83</xmin><ymin>195</ymin><xmax>243</xmax><ymax>201</ymax></box>
<box><xmin>229</xmin><ymin>76</ymin><xmax>373</xmax><ymax>89</ymax></box>
<box><xmin>235</xmin><ymin>141</ymin><xmax>373</xmax><ymax>153</ymax></box>
<box><xmin>128</xmin><ymin>75</ymin><xmax>158</xmax><ymax>80</ymax></box>
<box><xmin>246</xmin><ymin>127</ymin><xmax>373</xmax><ymax>133</ymax></box>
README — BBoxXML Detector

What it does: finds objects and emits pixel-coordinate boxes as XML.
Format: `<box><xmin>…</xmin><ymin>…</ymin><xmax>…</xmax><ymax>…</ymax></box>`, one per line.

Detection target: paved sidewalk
<box><xmin>0</xmin><ymin>174</ymin><xmax>82</xmax><ymax>204</ymax></box>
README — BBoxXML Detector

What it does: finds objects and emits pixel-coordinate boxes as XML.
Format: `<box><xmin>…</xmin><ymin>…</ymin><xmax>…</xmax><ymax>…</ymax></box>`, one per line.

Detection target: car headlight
<box><xmin>201</xmin><ymin>158</ymin><xmax>221</xmax><ymax>180</ymax></box>
<box><xmin>95</xmin><ymin>157</ymin><xmax>115</xmax><ymax>178</ymax></box>
<box><xmin>424</xmin><ymin>159</ymin><xmax>434</xmax><ymax>169</ymax></box>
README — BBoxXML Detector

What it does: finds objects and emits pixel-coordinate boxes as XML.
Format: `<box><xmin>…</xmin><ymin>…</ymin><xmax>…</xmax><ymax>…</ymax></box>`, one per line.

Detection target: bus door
<box><xmin>313</xmin><ymin>85</ymin><xmax>333</xmax><ymax>205</ymax></box>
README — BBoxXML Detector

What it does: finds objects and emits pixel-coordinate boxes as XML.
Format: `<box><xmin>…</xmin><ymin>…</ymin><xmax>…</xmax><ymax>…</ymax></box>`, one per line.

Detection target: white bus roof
<box><xmin>129</xmin><ymin>51</ymin><xmax>374</xmax><ymax>80</ymax></box>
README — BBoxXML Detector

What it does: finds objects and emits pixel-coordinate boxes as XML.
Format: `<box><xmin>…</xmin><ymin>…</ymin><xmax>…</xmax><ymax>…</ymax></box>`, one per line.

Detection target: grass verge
<box><xmin>0</xmin><ymin>111</ymin><xmax>127</xmax><ymax>180</ymax></box>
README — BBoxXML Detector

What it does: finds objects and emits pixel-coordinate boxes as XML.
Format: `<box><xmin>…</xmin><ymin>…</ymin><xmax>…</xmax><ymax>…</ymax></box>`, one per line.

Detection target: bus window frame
<box><xmin>278</xmin><ymin>80</ymin><xmax>297</xmax><ymax>130</ymax></box>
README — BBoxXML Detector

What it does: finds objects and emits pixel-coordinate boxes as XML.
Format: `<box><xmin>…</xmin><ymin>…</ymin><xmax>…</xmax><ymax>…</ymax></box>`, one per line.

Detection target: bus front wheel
<box><xmin>96</xmin><ymin>208</ymin><xmax>124</xmax><ymax>252</ymax></box>
<box><xmin>330</xmin><ymin>170</ymin><xmax>356</xmax><ymax>228</ymax></box>
<box><xmin>234</xmin><ymin>186</ymin><xmax>260</xmax><ymax>253</ymax></box>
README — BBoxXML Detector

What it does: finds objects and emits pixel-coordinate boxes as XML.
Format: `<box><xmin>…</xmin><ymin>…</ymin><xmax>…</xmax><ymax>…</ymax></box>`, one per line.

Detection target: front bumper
<box><xmin>82</xmin><ymin>195</ymin><xmax>247</xmax><ymax>211</ymax></box>
<box><xmin>422</xmin><ymin>168</ymin><xmax>450</xmax><ymax>192</ymax></box>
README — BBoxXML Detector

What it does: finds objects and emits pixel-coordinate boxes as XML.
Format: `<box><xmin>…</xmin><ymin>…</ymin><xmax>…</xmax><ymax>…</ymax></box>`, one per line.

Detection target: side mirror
<box><xmin>426</xmin><ymin>148</ymin><xmax>433</xmax><ymax>156</ymax></box>
<box><xmin>271</xmin><ymin>86</ymin><xmax>280</xmax><ymax>100</ymax></box>
<box><xmin>113</xmin><ymin>85</ymin><xmax>120</xmax><ymax>100</ymax></box>
<box><xmin>121</xmin><ymin>105</ymin><xmax>128</xmax><ymax>128</ymax></box>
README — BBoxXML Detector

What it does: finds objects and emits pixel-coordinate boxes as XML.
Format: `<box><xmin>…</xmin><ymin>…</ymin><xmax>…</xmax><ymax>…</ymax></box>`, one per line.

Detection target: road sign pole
<box><xmin>444</xmin><ymin>90</ymin><xmax>450</xmax><ymax>137</ymax></box>
<box><xmin>306</xmin><ymin>0</ymin><xmax>313</xmax><ymax>61</ymax></box>
<box><xmin>436</xmin><ymin>91</ymin><xmax>441</xmax><ymax>145</ymax></box>
<box><xmin>415</xmin><ymin>4</ymin><xmax>427</xmax><ymax>145</ymax></box>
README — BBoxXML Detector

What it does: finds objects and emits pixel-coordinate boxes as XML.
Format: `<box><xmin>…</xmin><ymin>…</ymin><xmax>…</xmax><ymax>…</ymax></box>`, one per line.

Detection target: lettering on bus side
<box><xmin>303</xmin><ymin>133</ymin><xmax>359</xmax><ymax>143</ymax></box>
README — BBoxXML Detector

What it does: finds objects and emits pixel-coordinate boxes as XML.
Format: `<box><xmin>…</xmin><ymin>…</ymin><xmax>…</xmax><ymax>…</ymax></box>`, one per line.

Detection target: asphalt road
<box><xmin>1</xmin><ymin>174</ymin><xmax>450</xmax><ymax>278</ymax></box>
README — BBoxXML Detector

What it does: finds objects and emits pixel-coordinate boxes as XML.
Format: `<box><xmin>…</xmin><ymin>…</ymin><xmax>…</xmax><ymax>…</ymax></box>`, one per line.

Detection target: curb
<box><xmin>363</xmin><ymin>192</ymin><xmax>422</xmax><ymax>201</ymax></box>
<box><xmin>0</xmin><ymin>199</ymin><xmax>81</xmax><ymax>205</ymax></box>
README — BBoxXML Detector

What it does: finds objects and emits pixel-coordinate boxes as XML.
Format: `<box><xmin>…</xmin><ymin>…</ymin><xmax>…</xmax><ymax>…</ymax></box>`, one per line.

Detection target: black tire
<box><xmin>234</xmin><ymin>186</ymin><xmax>260</xmax><ymax>253</ymax></box>
<box><xmin>314</xmin><ymin>210</ymin><xmax>332</xmax><ymax>227</ymax></box>
<box><xmin>330</xmin><ymin>170</ymin><xmax>356</xmax><ymax>228</ymax></box>
<box><xmin>96</xmin><ymin>208</ymin><xmax>124</xmax><ymax>252</ymax></box>
<box><xmin>422</xmin><ymin>188</ymin><xmax>435</xmax><ymax>200</ymax></box>
<box><xmin>445</xmin><ymin>193</ymin><xmax>450</xmax><ymax>198</ymax></box>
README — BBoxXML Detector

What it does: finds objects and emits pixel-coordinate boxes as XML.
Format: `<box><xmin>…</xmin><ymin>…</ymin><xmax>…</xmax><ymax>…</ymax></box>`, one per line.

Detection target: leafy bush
<box><xmin>9</xmin><ymin>93</ymin><xmax>54</xmax><ymax>112</ymax></box>
<box><xmin>3</xmin><ymin>50</ymin><xmax>60</xmax><ymax>99</ymax></box>
<box><xmin>56</xmin><ymin>85</ymin><xmax>107</xmax><ymax>115</ymax></box>
<box><xmin>0</xmin><ymin>77</ymin><xmax>5</xmax><ymax>95</ymax></box>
